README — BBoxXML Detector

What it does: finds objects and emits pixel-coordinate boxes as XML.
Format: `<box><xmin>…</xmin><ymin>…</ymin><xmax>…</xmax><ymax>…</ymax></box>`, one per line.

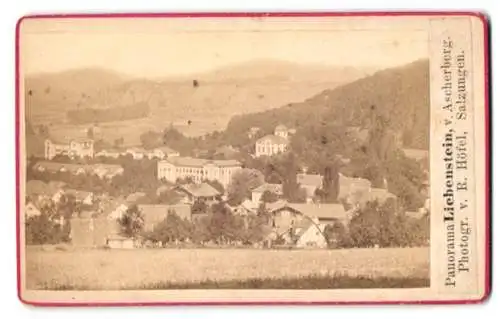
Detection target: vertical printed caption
<box><xmin>430</xmin><ymin>18</ymin><xmax>478</xmax><ymax>296</ymax></box>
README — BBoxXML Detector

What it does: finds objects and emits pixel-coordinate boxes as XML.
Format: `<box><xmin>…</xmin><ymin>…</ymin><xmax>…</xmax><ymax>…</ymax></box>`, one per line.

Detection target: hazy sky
<box><xmin>20</xmin><ymin>17</ymin><xmax>429</xmax><ymax>78</ymax></box>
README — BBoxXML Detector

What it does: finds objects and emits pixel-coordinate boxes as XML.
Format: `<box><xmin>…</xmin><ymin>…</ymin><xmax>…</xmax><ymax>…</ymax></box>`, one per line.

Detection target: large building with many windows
<box><xmin>157</xmin><ymin>156</ymin><xmax>242</xmax><ymax>187</ymax></box>
<box><xmin>44</xmin><ymin>138</ymin><xmax>94</xmax><ymax>160</ymax></box>
<box><xmin>255</xmin><ymin>125</ymin><xmax>291</xmax><ymax>157</ymax></box>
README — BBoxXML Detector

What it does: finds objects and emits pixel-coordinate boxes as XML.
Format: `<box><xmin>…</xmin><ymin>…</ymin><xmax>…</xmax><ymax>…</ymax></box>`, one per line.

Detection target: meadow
<box><xmin>25</xmin><ymin>247</ymin><xmax>429</xmax><ymax>290</ymax></box>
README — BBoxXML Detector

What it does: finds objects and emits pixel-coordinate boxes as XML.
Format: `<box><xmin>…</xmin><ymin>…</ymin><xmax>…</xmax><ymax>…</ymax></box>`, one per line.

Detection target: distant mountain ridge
<box><xmin>24</xmin><ymin>60</ymin><xmax>374</xmax><ymax>129</ymax></box>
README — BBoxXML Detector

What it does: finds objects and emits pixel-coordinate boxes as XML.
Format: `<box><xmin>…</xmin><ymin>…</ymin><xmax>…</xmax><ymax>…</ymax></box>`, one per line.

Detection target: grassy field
<box><xmin>25</xmin><ymin>247</ymin><xmax>429</xmax><ymax>290</ymax></box>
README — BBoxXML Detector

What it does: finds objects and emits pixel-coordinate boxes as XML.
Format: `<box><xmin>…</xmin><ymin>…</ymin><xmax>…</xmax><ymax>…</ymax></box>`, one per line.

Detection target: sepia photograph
<box><xmin>16</xmin><ymin>13</ymin><xmax>488</xmax><ymax>304</ymax></box>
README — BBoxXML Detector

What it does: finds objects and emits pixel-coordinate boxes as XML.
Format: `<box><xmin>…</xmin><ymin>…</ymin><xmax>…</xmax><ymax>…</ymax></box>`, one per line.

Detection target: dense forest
<box><xmin>222</xmin><ymin>59</ymin><xmax>429</xmax><ymax>150</ymax></box>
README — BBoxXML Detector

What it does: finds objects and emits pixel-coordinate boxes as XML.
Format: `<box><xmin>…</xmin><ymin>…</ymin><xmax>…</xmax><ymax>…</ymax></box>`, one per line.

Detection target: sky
<box><xmin>20</xmin><ymin>17</ymin><xmax>429</xmax><ymax>78</ymax></box>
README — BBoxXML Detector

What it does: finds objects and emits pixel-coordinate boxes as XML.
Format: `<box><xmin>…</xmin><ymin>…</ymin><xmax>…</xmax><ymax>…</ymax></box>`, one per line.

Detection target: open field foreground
<box><xmin>25</xmin><ymin>247</ymin><xmax>429</xmax><ymax>290</ymax></box>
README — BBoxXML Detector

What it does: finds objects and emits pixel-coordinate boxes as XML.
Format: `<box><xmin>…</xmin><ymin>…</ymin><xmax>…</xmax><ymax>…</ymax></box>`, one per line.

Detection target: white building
<box><xmin>44</xmin><ymin>138</ymin><xmax>94</xmax><ymax>160</ymax></box>
<box><xmin>255</xmin><ymin>125</ymin><xmax>290</xmax><ymax>157</ymax></box>
<box><xmin>157</xmin><ymin>157</ymin><xmax>242</xmax><ymax>187</ymax></box>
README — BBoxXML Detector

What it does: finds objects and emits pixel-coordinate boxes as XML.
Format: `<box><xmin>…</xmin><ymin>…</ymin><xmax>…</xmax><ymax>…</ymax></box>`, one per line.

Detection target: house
<box><xmin>156</xmin><ymin>185</ymin><xmax>172</xmax><ymax>196</ymax></box>
<box><xmin>175</xmin><ymin>183</ymin><xmax>221</xmax><ymax>204</ymax></box>
<box><xmin>214</xmin><ymin>145</ymin><xmax>239</xmax><ymax>159</ymax></box>
<box><xmin>296</xmin><ymin>173</ymin><xmax>323</xmax><ymax>201</ymax></box>
<box><xmin>148</xmin><ymin>146</ymin><xmax>180</xmax><ymax>159</ymax></box>
<box><xmin>138</xmin><ymin>204</ymin><xmax>192</xmax><ymax>232</ymax></box>
<box><xmin>24</xmin><ymin>202</ymin><xmax>42</xmax><ymax>218</ymax></box>
<box><xmin>338</xmin><ymin>173</ymin><xmax>372</xmax><ymax>204</ymax></box>
<box><xmin>265</xmin><ymin>202</ymin><xmax>347</xmax><ymax>247</ymax></box>
<box><xmin>294</xmin><ymin>218</ymin><xmax>328</xmax><ymax>249</ymax></box>
<box><xmin>26</xmin><ymin>179</ymin><xmax>65</xmax><ymax>203</ymax></box>
<box><xmin>248</xmin><ymin>127</ymin><xmax>261</xmax><ymax>138</ymax></box>
<box><xmin>32</xmin><ymin>162</ymin><xmax>124</xmax><ymax>179</ymax></box>
<box><xmin>92</xmin><ymin>164</ymin><xmax>124</xmax><ymax>179</ymax></box>
<box><xmin>402</xmin><ymin>148</ymin><xmax>429</xmax><ymax>162</ymax></box>
<box><xmin>95</xmin><ymin>148</ymin><xmax>124</xmax><ymax>159</ymax></box>
<box><xmin>65</xmin><ymin>189</ymin><xmax>94</xmax><ymax>205</ymax></box>
<box><xmin>106</xmin><ymin>234</ymin><xmax>135</xmax><ymax>249</ymax></box>
<box><xmin>251</xmin><ymin>183</ymin><xmax>283</xmax><ymax>203</ymax></box>
<box><xmin>255</xmin><ymin>125</ymin><xmax>290</xmax><ymax>157</ymax></box>
<box><xmin>366</xmin><ymin>188</ymin><xmax>397</xmax><ymax>204</ymax></box>
<box><xmin>44</xmin><ymin>137</ymin><xmax>94</xmax><ymax>160</ymax></box>
<box><xmin>267</xmin><ymin>202</ymin><xmax>347</xmax><ymax>236</ymax></box>
<box><xmin>126</xmin><ymin>147</ymin><xmax>147</xmax><ymax>159</ymax></box>
<box><xmin>99</xmin><ymin>199</ymin><xmax>129</xmax><ymax>220</ymax></box>
<box><xmin>125</xmin><ymin>192</ymin><xmax>146</xmax><ymax>205</ymax></box>
<box><xmin>157</xmin><ymin>157</ymin><xmax>242</xmax><ymax>187</ymax></box>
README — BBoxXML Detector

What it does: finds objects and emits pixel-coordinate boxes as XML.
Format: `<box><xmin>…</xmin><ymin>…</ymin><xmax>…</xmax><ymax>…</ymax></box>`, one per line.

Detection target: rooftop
<box><xmin>138</xmin><ymin>204</ymin><xmax>192</xmax><ymax>230</ymax></box>
<box><xmin>161</xmin><ymin>156</ymin><xmax>241</xmax><ymax>168</ymax></box>
<box><xmin>252</xmin><ymin>183</ymin><xmax>283</xmax><ymax>194</ymax></box>
<box><xmin>268</xmin><ymin>201</ymin><xmax>347</xmax><ymax>220</ymax></box>
<box><xmin>256</xmin><ymin>134</ymin><xmax>289</xmax><ymax>145</ymax></box>
<box><xmin>297</xmin><ymin>173</ymin><xmax>323</xmax><ymax>188</ymax></box>
<box><xmin>402</xmin><ymin>148</ymin><xmax>429</xmax><ymax>161</ymax></box>
<box><xmin>176</xmin><ymin>183</ymin><xmax>221</xmax><ymax>198</ymax></box>
<box><xmin>154</xmin><ymin>146</ymin><xmax>179</xmax><ymax>154</ymax></box>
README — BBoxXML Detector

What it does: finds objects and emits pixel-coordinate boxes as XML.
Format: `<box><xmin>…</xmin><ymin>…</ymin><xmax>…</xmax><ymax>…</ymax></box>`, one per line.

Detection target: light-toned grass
<box><xmin>25</xmin><ymin>247</ymin><xmax>429</xmax><ymax>290</ymax></box>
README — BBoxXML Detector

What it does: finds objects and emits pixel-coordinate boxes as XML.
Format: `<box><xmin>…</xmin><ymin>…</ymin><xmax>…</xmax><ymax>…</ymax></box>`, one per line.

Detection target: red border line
<box><xmin>15</xmin><ymin>11</ymin><xmax>491</xmax><ymax>307</ymax></box>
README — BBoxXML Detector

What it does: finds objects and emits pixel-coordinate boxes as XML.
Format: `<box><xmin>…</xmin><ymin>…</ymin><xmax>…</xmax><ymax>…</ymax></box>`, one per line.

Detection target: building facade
<box><xmin>157</xmin><ymin>157</ymin><xmax>242</xmax><ymax>187</ymax></box>
<box><xmin>255</xmin><ymin>125</ymin><xmax>290</xmax><ymax>157</ymax></box>
<box><xmin>44</xmin><ymin>138</ymin><xmax>94</xmax><ymax>160</ymax></box>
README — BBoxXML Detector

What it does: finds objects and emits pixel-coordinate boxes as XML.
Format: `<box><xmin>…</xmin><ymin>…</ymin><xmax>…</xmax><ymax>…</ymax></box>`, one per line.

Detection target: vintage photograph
<box><xmin>17</xmin><ymin>14</ymin><xmax>487</xmax><ymax>304</ymax></box>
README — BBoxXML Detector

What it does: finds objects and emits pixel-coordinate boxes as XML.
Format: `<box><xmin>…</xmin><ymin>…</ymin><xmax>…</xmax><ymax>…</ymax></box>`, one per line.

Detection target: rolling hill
<box><xmin>24</xmin><ymin>60</ymin><xmax>374</xmax><ymax>139</ymax></box>
<box><xmin>225</xmin><ymin>59</ymin><xmax>430</xmax><ymax>150</ymax></box>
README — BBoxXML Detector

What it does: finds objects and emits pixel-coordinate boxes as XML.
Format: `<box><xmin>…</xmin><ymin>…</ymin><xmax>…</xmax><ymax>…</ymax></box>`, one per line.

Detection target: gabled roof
<box><xmin>176</xmin><ymin>183</ymin><xmax>221</xmax><ymax>198</ymax></box>
<box><xmin>240</xmin><ymin>199</ymin><xmax>259</xmax><ymax>212</ymax></box>
<box><xmin>252</xmin><ymin>183</ymin><xmax>283</xmax><ymax>194</ymax></box>
<box><xmin>32</xmin><ymin>162</ymin><xmax>123</xmax><ymax>175</ymax></box>
<box><xmin>296</xmin><ymin>174</ymin><xmax>323</xmax><ymax>189</ymax></box>
<box><xmin>275</xmin><ymin>124</ymin><xmax>288</xmax><ymax>132</ymax></box>
<box><xmin>268</xmin><ymin>202</ymin><xmax>347</xmax><ymax>221</ymax></box>
<box><xmin>256</xmin><ymin>134</ymin><xmax>289</xmax><ymax>145</ymax></box>
<box><xmin>161</xmin><ymin>157</ymin><xmax>241</xmax><ymax>168</ymax></box>
<box><xmin>154</xmin><ymin>146</ymin><xmax>179</xmax><ymax>155</ymax></box>
<box><xmin>338</xmin><ymin>173</ymin><xmax>372</xmax><ymax>198</ymax></box>
<box><xmin>138</xmin><ymin>204</ymin><xmax>191</xmax><ymax>230</ymax></box>
<box><xmin>47</xmin><ymin>136</ymin><xmax>93</xmax><ymax>145</ymax></box>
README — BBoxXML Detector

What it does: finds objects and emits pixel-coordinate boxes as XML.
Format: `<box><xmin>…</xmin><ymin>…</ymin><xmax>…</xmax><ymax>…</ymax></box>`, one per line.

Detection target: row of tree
<box><xmin>115</xmin><ymin>198</ymin><xmax>429</xmax><ymax>249</ymax></box>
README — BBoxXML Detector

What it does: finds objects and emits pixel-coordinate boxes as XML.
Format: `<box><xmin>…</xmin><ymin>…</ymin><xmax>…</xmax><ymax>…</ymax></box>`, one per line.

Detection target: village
<box><xmin>24</xmin><ymin>122</ymin><xmax>430</xmax><ymax>251</ymax></box>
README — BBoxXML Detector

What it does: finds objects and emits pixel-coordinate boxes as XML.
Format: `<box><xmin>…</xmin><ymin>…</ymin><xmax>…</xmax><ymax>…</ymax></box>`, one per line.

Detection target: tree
<box><xmin>348</xmin><ymin>198</ymin><xmax>408</xmax><ymax>248</ymax></box>
<box><xmin>87</xmin><ymin>127</ymin><xmax>94</xmax><ymax>139</ymax></box>
<box><xmin>150</xmin><ymin>210</ymin><xmax>191</xmax><ymax>244</ymax></box>
<box><xmin>281</xmin><ymin>152</ymin><xmax>305</xmax><ymax>202</ymax></box>
<box><xmin>261</xmin><ymin>190</ymin><xmax>279</xmax><ymax>203</ymax></box>
<box><xmin>114</xmin><ymin>137</ymin><xmax>125</xmax><ymax>148</ymax></box>
<box><xmin>320</xmin><ymin>163</ymin><xmax>340</xmax><ymax>203</ymax></box>
<box><xmin>140</xmin><ymin>130</ymin><xmax>162</xmax><ymax>149</ymax></box>
<box><xmin>324</xmin><ymin>221</ymin><xmax>350</xmax><ymax>248</ymax></box>
<box><xmin>227</xmin><ymin>168</ymin><xmax>264</xmax><ymax>205</ymax></box>
<box><xmin>206</xmin><ymin>202</ymin><xmax>245</xmax><ymax>244</ymax></box>
<box><xmin>25</xmin><ymin>203</ymin><xmax>65</xmax><ymax>245</ymax></box>
<box><xmin>117</xmin><ymin>205</ymin><xmax>144</xmax><ymax>238</ymax></box>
